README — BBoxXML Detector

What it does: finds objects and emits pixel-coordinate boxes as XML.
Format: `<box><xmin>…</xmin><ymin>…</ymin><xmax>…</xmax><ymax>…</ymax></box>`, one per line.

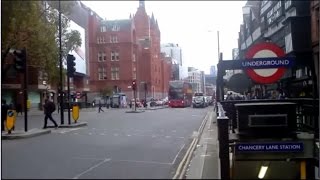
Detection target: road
<box><xmin>2</xmin><ymin>107</ymin><xmax>211</xmax><ymax>179</ymax></box>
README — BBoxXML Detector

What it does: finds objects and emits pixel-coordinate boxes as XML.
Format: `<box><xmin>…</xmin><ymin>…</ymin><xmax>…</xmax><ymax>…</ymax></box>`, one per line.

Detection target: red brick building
<box><xmin>87</xmin><ymin>0</ymin><xmax>172</xmax><ymax>100</ymax></box>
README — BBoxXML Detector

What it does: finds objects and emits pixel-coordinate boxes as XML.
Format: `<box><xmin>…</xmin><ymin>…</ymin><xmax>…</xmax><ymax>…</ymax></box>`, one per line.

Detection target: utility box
<box><xmin>235</xmin><ymin>102</ymin><xmax>297</xmax><ymax>137</ymax></box>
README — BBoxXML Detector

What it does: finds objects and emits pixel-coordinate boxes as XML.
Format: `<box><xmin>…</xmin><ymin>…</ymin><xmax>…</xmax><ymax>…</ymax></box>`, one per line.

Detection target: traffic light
<box><xmin>13</xmin><ymin>48</ymin><xmax>26</xmax><ymax>73</ymax></box>
<box><xmin>132</xmin><ymin>80</ymin><xmax>136</xmax><ymax>91</ymax></box>
<box><xmin>67</xmin><ymin>54</ymin><xmax>76</xmax><ymax>77</ymax></box>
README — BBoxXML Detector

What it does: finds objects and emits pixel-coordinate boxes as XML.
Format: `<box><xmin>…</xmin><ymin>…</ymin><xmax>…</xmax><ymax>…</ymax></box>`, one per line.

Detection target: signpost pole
<box><xmin>67</xmin><ymin>76</ymin><xmax>71</xmax><ymax>125</ymax></box>
<box><xmin>23</xmin><ymin>48</ymin><xmax>28</xmax><ymax>132</ymax></box>
<box><xmin>58</xmin><ymin>0</ymin><xmax>64</xmax><ymax>125</ymax></box>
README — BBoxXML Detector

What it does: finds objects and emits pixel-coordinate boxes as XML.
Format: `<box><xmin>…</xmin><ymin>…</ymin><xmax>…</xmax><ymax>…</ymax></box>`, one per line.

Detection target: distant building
<box><xmin>161</xmin><ymin>43</ymin><xmax>187</xmax><ymax>81</ymax></box>
<box><xmin>161</xmin><ymin>43</ymin><xmax>182</xmax><ymax>65</ymax></box>
<box><xmin>187</xmin><ymin>67</ymin><xmax>205</xmax><ymax>93</ymax></box>
<box><xmin>87</xmin><ymin>0</ymin><xmax>171</xmax><ymax>100</ymax></box>
<box><xmin>210</xmin><ymin>65</ymin><xmax>217</xmax><ymax>77</ymax></box>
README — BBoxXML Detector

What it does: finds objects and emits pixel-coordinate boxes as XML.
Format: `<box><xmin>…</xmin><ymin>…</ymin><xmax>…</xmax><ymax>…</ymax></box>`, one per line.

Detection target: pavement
<box><xmin>1</xmin><ymin>108</ymin><xmax>91</xmax><ymax>140</ymax></box>
<box><xmin>186</xmin><ymin>108</ymin><xmax>220</xmax><ymax>179</ymax></box>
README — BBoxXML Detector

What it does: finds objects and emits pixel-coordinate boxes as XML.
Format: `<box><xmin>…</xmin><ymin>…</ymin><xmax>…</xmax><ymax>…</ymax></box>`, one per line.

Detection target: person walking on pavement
<box><xmin>98</xmin><ymin>100</ymin><xmax>104</xmax><ymax>113</ymax></box>
<box><xmin>1</xmin><ymin>100</ymin><xmax>9</xmax><ymax>132</ymax></box>
<box><xmin>43</xmin><ymin>99</ymin><xmax>59</xmax><ymax>129</ymax></box>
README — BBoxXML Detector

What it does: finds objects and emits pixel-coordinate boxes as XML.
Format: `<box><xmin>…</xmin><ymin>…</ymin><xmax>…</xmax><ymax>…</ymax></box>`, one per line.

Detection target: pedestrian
<box><xmin>1</xmin><ymin>100</ymin><xmax>9</xmax><ymax>132</ymax></box>
<box><xmin>43</xmin><ymin>99</ymin><xmax>58</xmax><ymax>129</ymax></box>
<box><xmin>16</xmin><ymin>103</ymin><xmax>22</xmax><ymax>116</ymax></box>
<box><xmin>98</xmin><ymin>100</ymin><xmax>104</xmax><ymax>113</ymax></box>
<box><xmin>106</xmin><ymin>97</ymin><xmax>110</xmax><ymax>109</ymax></box>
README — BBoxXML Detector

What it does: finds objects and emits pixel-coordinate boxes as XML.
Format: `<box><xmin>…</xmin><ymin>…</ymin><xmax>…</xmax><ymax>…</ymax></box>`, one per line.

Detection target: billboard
<box><xmin>65</xmin><ymin>20</ymin><xmax>86</xmax><ymax>75</ymax></box>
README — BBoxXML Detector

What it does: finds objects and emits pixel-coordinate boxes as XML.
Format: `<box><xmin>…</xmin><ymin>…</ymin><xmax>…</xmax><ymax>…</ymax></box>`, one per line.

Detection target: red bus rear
<box><xmin>168</xmin><ymin>81</ymin><xmax>193</xmax><ymax>108</ymax></box>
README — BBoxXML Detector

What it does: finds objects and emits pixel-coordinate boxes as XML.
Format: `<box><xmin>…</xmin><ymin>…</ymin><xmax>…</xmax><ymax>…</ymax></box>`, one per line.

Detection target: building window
<box><xmin>111</xmin><ymin>51</ymin><xmax>119</xmax><ymax>61</ymax></box>
<box><xmin>100</xmin><ymin>26</ymin><xmax>106</xmax><ymax>32</ymax></box>
<box><xmin>133</xmin><ymin>71</ymin><xmax>136</xmax><ymax>79</ymax></box>
<box><xmin>97</xmin><ymin>36</ymin><xmax>103</xmax><ymax>44</ymax></box>
<box><xmin>103</xmin><ymin>52</ymin><xmax>106</xmax><ymax>61</ymax></box>
<box><xmin>98</xmin><ymin>52</ymin><xmax>102</xmax><ymax>62</ymax></box>
<box><xmin>98</xmin><ymin>67</ymin><xmax>107</xmax><ymax>80</ymax></box>
<box><xmin>132</xmin><ymin>54</ymin><xmax>136</xmax><ymax>62</ymax></box>
<box><xmin>110</xmin><ymin>36</ymin><xmax>118</xmax><ymax>43</ymax></box>
<box><xmin>111</xmin><ymin>67</ymin><xmax>120</xmax><ymax>80</ymax></box>
<box><xmin>133</xmin><ymin>67</ymin><xmax>136</xmax><ymax>72</ymax></box>
<box><xmin>112</xmin><ymin>25</ymin><xmax>120</xmax><ymax>31</ymax></box>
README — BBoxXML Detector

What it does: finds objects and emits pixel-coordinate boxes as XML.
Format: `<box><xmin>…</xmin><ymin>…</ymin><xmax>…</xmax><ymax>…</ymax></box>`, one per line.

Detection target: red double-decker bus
<box><xmin>168</xmin><ymin>80</ymin><xmax>193</xmax><ymax>108</ymax></box>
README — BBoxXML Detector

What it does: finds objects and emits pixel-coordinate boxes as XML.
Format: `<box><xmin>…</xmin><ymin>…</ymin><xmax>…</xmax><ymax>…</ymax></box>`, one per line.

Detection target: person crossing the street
<box><xmin>43</xmin><ymin>99</ymin><xmax>59</xmax><ymax>129</ymax></box>
<box><xmin>98</xmin><ymin>100</ymin><xmax>104</xmax><ymax>113</ymax></box>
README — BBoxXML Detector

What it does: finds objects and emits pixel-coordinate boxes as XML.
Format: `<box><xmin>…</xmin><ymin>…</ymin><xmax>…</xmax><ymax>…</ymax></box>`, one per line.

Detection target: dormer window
<box><xmin>112</xmin><ymin>25</ymin><xmax>120</xmax><ymax>31</ymax></box>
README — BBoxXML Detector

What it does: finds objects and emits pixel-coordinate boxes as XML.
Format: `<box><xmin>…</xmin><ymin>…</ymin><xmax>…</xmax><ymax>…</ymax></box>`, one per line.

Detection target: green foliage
<box><xmin>1</xmin><ymin>0</ymin><xmax>82</xmax><ymax>86</ymax></box>
<box><xmin>100</xmin><ymin>86</ymin><xmax>113</xmax><ymax>97</ymax></box>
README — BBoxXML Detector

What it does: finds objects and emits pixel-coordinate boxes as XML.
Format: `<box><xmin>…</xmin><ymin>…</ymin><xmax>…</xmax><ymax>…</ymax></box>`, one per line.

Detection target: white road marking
<box><xmin>88</xmin><ymin>133</ymin><xmax>92</xmax><ymax>135</ymax></box>
<box><xmin>115</xmin><ymin>160</ymin><xmax>171</xmax><ymax>165</ymax></box>
<box><xmin>171</xmin><ymin>144</ymin><xmax>185</xmax><ymax>164</ymax></box>
<box><xmin>200</xmin><ymin>154</ymin><xmax>211</xmax><ymax>157</ymax></box>
<box><xmin>72</xmin><ymin>158</ymin><xmax>111</xmax><ymax>179</ymax></box>
<box><xmin>72</xmin><ymin>157</ymin><xmax>104</xmax><ymax>160</ymax></box>
<box><xmin>127</xmin><ymin>135</ymin><xmax>131</xmax><ymax>137</ymax></box>
<box><xmin>165</xmin><ymin>136</ymin><xmax>171</xmax><ymax>138</ymax></box>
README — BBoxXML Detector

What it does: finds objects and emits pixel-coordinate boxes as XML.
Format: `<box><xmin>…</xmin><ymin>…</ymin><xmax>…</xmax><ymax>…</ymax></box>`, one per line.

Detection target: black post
<box><xmin>67</xmin><ymin>76</ymin><xmax>71</xmax><ymax>124</ymax></box>
<box><xmin>58</xmin><ymin>0</ymin><xmax>64</xmax><ymax>124</ymax></box>
<box><xmin>23</xmin><ymin>48</ymin><xmax>28</xmax><ymax>132</ymax></box>
<box><xmin>217</xmin><ymin>114</ymin><xmax>230</xmax><ymax>179</ymax></box>
<box><xmin>144</xmin><ymin>83</ymin><xmax>147</xmax><ymax>105</ymax></box>
<box><xmin>134</xmin><ymin>89</ymin><xmax>137</xmax><ymax>112</ymax></box>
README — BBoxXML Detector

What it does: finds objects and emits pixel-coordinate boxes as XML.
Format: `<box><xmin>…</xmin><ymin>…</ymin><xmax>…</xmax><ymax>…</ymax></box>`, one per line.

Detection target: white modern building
<box><xmin>187</xmin><ymin>67</ymin><xmax>205</xmax><ymax>93</ymax></box>
<box><xmin>210</xmin><ymin>65</ymin><xmax>217</xmax><ymax>77</ymax></box>
<box><xmin>161</xmin><ymin>43</ymin><xmax>188</xmax><ymax>80</ymax></box>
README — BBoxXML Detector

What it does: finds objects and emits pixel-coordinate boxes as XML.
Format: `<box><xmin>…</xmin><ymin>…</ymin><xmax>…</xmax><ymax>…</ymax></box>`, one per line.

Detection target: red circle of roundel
<box><xmin>245</xmin><ymin>42</ymin><xmax>286</xmax><ymax>84</ymax></box>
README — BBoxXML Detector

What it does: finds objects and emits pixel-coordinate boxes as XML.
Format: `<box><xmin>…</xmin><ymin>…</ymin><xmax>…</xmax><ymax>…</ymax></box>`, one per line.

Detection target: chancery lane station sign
<box><xmin>236</xmin><ymin>142</ymin><xmax>304</xmax><ymax>153</ymax></box>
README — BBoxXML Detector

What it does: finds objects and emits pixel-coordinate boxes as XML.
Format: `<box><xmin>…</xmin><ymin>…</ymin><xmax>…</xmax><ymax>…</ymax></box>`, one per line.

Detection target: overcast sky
<box><xmin>81</xmin><ymin>1</ymin><xmax>246</xmax><ymax>74</ymax></box>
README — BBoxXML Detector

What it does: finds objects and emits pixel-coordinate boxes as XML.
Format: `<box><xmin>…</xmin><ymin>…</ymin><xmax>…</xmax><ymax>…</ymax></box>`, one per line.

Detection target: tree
<box><xmin>100</xmin><ymin>86</ymin><xmax>113</xmax><ymax>97</ymax></box>
<box><xmin>1</xmin><ymin>1</ymin><xmax>82</xmax><ymax>86</ymax></box>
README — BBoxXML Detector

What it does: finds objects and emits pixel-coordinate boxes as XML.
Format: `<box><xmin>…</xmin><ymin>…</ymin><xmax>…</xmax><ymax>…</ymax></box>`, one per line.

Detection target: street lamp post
<box><xmin>58</xmin><ymin>0</ymin><xmax>64</xmax><ymax>124</ymax></box>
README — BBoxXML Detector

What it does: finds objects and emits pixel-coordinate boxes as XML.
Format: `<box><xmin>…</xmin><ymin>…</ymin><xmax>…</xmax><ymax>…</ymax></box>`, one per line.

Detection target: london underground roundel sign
<box><xmin>245</xmin><ymin>42</ymin><xmax>286</xmax><ymax>84</ymax></box>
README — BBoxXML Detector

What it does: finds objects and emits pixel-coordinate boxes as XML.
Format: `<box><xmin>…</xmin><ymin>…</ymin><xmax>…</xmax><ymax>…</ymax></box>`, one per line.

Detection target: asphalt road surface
<box><xmin>2</xmin><ymin>107</ymin><xmax>211</xmax><ymax>179</ymax></box>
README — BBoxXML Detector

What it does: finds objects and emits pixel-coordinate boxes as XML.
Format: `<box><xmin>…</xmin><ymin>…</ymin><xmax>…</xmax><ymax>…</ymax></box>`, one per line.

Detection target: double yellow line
<box><xmin>173</xmin><ymin>110</ymin><xmax>213</xmax><ymax>179</ymax></box>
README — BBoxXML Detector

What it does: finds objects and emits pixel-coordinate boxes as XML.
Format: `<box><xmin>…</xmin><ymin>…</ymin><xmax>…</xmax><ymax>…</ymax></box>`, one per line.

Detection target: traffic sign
<box><xmin>245</xmin><ymin>42</ymin><xmax>287</xmax><ymax>84</ymax></box>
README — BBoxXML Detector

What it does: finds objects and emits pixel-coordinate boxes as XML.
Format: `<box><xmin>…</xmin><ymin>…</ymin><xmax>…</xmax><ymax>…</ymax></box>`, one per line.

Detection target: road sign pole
<box><xmin>67</xmin><ymin>76</ymin><xmax>71</xmax><ymax>125</ymax></box>
<box><xmin>58</xmin><ymin>0</ymin><xmax>64</xmax><ymax>125</ymax></box>
<box><xmin>23</xmin><ymin>47</ymin><xmax>28</xmax><ymax>132</ymax></box>
<box><xmin>134</xmin><ymin>89</ymin><xmax>137</xmax><ymax>112</ymax></box>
